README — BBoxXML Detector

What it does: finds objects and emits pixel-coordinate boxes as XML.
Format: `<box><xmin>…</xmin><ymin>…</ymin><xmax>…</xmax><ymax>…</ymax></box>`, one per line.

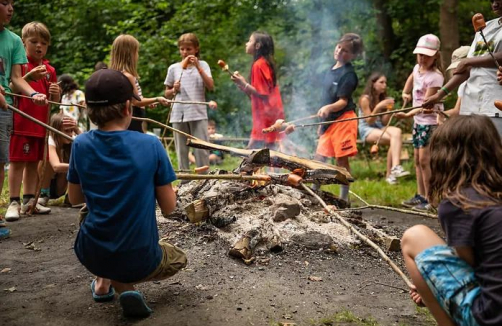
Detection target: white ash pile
<box><xmin>158</xmin><ymin>173</ymin><xmax>360</xmax><ymax>263</ymax></box>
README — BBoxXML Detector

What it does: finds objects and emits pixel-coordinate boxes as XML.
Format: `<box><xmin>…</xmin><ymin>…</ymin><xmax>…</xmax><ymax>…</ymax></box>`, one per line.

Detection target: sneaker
<box><xmin>390</xmin><ymin>165</ymin><xmax>410</xmax><ymax>178</ymax></box>
<box><xmin>412</xmin><ymin>202</ymin><xmax>433</xmax><ymax>212</ymax></box>
<box><xmin>38</xmin><ymin>196</ymin><xmax>49</xmax><ymax>207</ymax></box>
<box><xmin>385</xmin><ymin>175</ymin><xmax>397</xmax><ymax>185</ymax></box>
<box><xmin>402</xmin><ymin>194</ymin><xmax>426</xmax><ymax>208</ymax></box>
<box><xmin>5</xmin><ymin>201</ymin><xmax>21</xmax><ymax>222</ymax></box>
<box><xmin>20</xmin><ymin>198</ymin><xmax>51</xmax><ymax>215</ymax></box>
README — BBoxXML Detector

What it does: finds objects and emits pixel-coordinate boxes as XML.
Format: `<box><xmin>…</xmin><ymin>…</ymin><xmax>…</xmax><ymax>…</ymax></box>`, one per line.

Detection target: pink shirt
<box><xmin>412</xmin><ymin>64</ymin><xmax>444</xmax><ymax>125</ymax></box>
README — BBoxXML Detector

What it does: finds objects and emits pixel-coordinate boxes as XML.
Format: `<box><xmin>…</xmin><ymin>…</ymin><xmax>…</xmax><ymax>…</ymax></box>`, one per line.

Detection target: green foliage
<box><xmin>10</xmin><ymin>0</ymin><xmax>489</xmax><ymax>138</ymax></box>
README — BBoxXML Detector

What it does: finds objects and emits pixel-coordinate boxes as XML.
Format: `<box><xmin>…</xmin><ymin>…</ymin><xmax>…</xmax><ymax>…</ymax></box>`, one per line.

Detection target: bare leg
<box><xmin>22</xmin><ymin>162</ymin><xmax>40</xmax><ymax>195</ymax></box>
<box><xmin>8</xmin><ymin>161</ymin><xmax>25</xmax><ymax>199</ymax></box>
<box><xmin>414</xmin><ymin>148</ymin><xmax>425</xmax><ymax>196</ymax></box>
<box><xmin>386</xmin><ymin>126</ymin><xmax>403</xmax><ymax>168</ymax></box>
<box><xmin>386</xmin><ymin>148</ymin><xmax>392</xmax><ymax>177</ymax></box>
<box><xmin>39</xmin><ymin>161</ymin><xmax>55</xmax><ymax>190</ymax></box>
<box><xmin>418</xmin><ymin>146</ymin><xmax>431</xmax><ymax>197</ymax></box>
<box><xmin>401</xmin><ymin>225</ymin><xmax>456</xmax><ymax>326</ymax></box>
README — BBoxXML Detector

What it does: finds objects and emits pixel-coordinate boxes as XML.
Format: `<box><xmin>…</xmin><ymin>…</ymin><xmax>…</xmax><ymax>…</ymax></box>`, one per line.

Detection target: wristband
<box><xmin>30</xmin><ymin>92</ymin><xmax>40</xmax><ymax>97</ymax></box>
<box><xmin>440</xmin><ymin>86</ymin><xmax>450</xmax><ymax>96</ymax></box>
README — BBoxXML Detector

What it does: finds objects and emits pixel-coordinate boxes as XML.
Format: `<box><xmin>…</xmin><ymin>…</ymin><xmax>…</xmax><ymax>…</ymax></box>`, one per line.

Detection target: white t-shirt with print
<box><xmin>461</xmin><ymin>18</ymin><xmax>502</xmax><ymax>117</ymax></box>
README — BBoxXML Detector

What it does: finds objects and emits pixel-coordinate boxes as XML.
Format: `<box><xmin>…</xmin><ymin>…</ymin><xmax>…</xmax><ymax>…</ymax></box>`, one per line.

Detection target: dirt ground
<box><xmin>0</xmin><ymin>205</ymin><xmax>441</xmax><ymax>326</ymax></box>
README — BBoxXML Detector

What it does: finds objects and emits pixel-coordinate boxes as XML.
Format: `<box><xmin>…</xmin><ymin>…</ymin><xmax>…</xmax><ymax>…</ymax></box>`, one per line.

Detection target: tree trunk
<box><xmin>373</xmin><ymin>0</ymin><xmax>395</xmax><ymax>61</ymax></box>
<box><xmin>440</xmin><ymin>0</ymin><xmax>459</xmax><ymax>75</ymax></box>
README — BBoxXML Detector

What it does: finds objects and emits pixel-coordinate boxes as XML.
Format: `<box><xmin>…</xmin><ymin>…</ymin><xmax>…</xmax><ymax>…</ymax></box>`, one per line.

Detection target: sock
<box><xmin>10</xmin><ymin>197</ymin><xmax>20</xmax><ymax>204</ymax></box>
<box><xmin>41</xmin><ymin>188</ymin><xmax>50</xmax><ymax>197</ymax></box>
<box><xmin>22</xmin><ymin>194</ymin><xmax>35</xmax><ymax>205</ymax></box>
<box><xmin>340</xmin><ymin>185</ymin><xmax>349</xmax><ymax>202</ymax></box>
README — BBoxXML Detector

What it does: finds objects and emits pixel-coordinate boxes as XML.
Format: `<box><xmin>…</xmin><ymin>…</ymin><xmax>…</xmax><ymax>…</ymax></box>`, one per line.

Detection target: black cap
<box><xmin>85</xmin><ymin>69</ymin><xmax>141</xmax><ymax>106</ymax></box>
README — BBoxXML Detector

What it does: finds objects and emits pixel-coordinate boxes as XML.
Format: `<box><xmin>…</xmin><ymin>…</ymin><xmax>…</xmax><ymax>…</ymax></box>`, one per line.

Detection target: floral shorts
<box><xmin>415</xmin><ymin>245</ymin><xmax>480</xmax><ymax>326</ymax></box>
<box><xmin>412</xmin><ymin>124</ymin><xmax>437</xmax><ymax>149</ymax></box>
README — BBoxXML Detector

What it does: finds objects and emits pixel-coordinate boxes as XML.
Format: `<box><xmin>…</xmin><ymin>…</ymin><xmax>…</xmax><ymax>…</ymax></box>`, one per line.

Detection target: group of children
<box><xmin>1</xmin><ymin>0</ymin><xmax>502</xmax><ymax>323</ymax></box>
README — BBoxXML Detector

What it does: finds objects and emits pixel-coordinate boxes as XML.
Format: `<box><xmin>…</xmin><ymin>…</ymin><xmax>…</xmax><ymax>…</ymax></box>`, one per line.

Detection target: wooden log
<box><xmin>184</xmin><ymin>199</ymin><xmax>209</xmax><ymax>223</ymax></box>
<box><xmin>186</xmin><ymin>138</ymin><xmax>353</xmax><ymax>185</ymax></box>
<box><xmin>229</xmin><ymin>229</ymin><xmax>262</xmax><ymax>260</ymax></box>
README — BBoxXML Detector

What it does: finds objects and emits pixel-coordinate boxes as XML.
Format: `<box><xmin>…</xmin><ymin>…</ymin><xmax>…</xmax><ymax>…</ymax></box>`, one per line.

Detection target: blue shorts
<box><xmin>415</xmin><ymin>245</ymin><xmax>480</xmax><ymax>326</ymax></box>
<box><xmin>0</xmin><ymin>111</ymin><xmax>13</xmax><ymax>164</ymax></box>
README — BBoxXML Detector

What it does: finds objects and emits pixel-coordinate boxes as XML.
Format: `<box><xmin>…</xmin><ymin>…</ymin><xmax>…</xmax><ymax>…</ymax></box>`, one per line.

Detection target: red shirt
<box><xmin>13</xmin><ymin>57</ymin><xmax>56</xmax><ymax>137</ymax></box>
<box><xmin>250</xmin><ymin>57</ymin><xmax>284</xmax><ymax>143</ymax></box>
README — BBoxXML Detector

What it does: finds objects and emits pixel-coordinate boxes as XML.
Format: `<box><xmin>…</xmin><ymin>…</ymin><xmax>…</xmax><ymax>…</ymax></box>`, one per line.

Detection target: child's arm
<box><xmin>189</xmin><ymin>56</ymin><xmax>214</xmax><ymax>91</ymax></box>
<box><xmin>231</xmin><ymin>72</ymin><xmax>266</xmax><ymax>99</ymax></box>
<box><xmin>155</xmin><ymin>184</ymin><xmax>177</xmax><ymax>215</ymax></box>
<box><xmin>0</xmin><ymin>87</ymin><xmax>6</xmax><ymax>109</ymax></box>
<box><xmin>359</xmin><ymin>96</ymin><xmax>394</xmax><ymax>125</ymax></box>
<box><xmin>68</xmin><ymin>182</ymin><xmax>85</xmax><ymax>205</ymax></box>
<box><xmin>402</xmin><ymin>73</ymin><xmax>413</xmax><ymax>104</ymax></box>
<box><xmin>317</xmin><ymin>98</ymin><xmax>348</xmax><ymax>118</ymax></box>
<box><xmin>123</xmin><ymin>72</ymin><xmax>170</xmax><ymax>107</ymax></box>
<box><xmin>48</xmin><ymin>144</ymin><xmax>69</xmax><ymax>173</ymax></box>
<box><xmin>10</xmin><ymin>64</ymin><xmax>47</xmax><ymax>105</ymax></box>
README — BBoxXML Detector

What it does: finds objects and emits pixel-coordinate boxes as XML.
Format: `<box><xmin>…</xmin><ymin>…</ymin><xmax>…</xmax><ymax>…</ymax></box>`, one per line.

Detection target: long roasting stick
<box><xmin>5</xmin><ymin>91</ymin><xmax>86</xmax><ymax>109</ymax></box>
<box><xmin>5</xmin><ymin>104</ymin><xmax>73</xmax><ymax>141</ymax></box>
<box><xmin>132</xmin><ymin>117</ymin><xmax>196</xmax><ymax>140</ymax></box>
<box><xmin>176</xmin><ymin>173</ymin><xmax>272</xmax><ymax>182</ymax></box>
<box><xmin>300</xmin><ymin>182</ymin><xmax>413</xmax><ymax>289</ymax></box>
<box><xmin>371</xmin><ymin>99</ymin><xmax>407</xmax><ymax>154</ymax></box>
<box><xmin>296</xmin><ymin>105</ymin><xmax>425</xmax><ymax>128</ymax></box>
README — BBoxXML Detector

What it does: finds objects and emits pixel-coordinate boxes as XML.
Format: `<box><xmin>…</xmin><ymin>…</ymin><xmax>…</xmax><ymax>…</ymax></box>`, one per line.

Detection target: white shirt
<box><xmin>164</xmin><ymin>61</ymin><xmax>211</xmax><ymax>123</ymax></box>
<box><xmin>461</xmin><ymin>18</ymin><xmax>502</xmax><ymax>117</ymax></box>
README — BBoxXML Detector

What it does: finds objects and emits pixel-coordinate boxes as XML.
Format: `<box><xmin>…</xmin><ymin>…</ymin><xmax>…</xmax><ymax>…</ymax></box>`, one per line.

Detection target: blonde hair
<box><xmin>110</xmin><ymin>34</ymin><xmax>140</xmax><ymax>78</ymax></box>
<box><xmin>22</xmin><ymin>22</ymin><xmax>51</xmax><ymax>44</ymax></box>
<box><xmin>178</xmin><ymin>33</ymin><xmax>200</xmax><ymax>58</ymax></box>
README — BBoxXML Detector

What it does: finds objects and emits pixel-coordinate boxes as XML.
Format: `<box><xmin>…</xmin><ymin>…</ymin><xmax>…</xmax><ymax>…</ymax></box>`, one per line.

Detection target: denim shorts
<box><xmin>415</xmin><ymin>245</ymin><xmax>480</xmax><ymax>326</ymax></box>
<box><xmin>0</xmin><ymin>111</ymin><xmax>13</xmax><ymax>164</ymax></box>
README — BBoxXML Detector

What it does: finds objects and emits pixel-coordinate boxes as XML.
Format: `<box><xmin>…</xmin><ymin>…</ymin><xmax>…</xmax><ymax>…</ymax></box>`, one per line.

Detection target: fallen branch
<box><xmin>6</xmin><ymin>104</ymin><xmax>73</xmax><ymax>141</ymax></box>
<box><xmin>348</xmin><ymin>191</ymin><xmax>437</xmax><ymax>218</ymax></box>
<box><xmin>176</xmin><ymin>173</ymin><xmax>271</xmax><ymax>182</ymax></box>
<box><xmin>300</xmin><ymin>182</ymin><xmax>413</xmax><ymax>289</ymax></box>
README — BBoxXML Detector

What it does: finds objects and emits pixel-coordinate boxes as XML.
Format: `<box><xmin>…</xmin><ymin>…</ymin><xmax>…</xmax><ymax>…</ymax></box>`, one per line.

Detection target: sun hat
<box><xmin>85</xmin><ymin>69</ymin><xmax>140</xmax><ymax>106</ymax></box>
<box><xmin>446</xmin><ymin>46</ymin><xmax>471</xmax><ymax>72</ymax></box>
<box><xmin>413</xmin><ymin>34</ymin><xmax>440</xmax><ymax>57</ymax></box>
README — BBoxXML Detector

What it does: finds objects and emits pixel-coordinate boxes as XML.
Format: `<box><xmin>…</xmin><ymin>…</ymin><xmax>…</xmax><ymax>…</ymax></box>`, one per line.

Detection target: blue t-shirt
<box><xmin>319</xmin><ymin>62</ymin><xmax>358</xmax><ymax>134</ymax></box>
<box><xmin>68</xmin><ymin>130</ymin><xmax>176</xmax><ymax>283</ymax></box>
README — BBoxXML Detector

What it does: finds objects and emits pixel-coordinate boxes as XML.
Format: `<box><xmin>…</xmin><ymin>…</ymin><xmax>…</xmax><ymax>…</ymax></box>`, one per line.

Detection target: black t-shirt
<box><xmin>438</xmin><ymin>188</ymin><xmax>502</xmax><ymax>326</ymax></box>
<box><xmin>319</xmin><ymin>62</ymin><xmax>358</xmax><ymax>134</ymax></box>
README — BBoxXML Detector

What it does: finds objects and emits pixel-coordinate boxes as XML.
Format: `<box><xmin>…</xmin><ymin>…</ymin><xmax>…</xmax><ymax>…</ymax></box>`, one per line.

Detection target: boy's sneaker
<box><xmin>385</xmin><ymin>175</ymin><xmax>397</xmax><ymax>185</ymax></box>
<box><xmin>38</xmin><ymin>196</ymin><xmax>50</xmax><ymax>207</ymax></box>
<box><xmin>402</xmin><ymin>194</ymin><xmax>426</xmax><ymax>208</ymax></box>
<box><xmin>20</xmin><ymin>198</ymin><xmax>51</xmax><ymax>215</ymax></box>
<box><xmin>5</xmin><ymin>201</ymin><xmax>21</xmax><ymax>222</ymax></box>
<box><xmin>390</xmin><ymin>165</ymin><xmax>410</xmax><ymax>178</ymax></box>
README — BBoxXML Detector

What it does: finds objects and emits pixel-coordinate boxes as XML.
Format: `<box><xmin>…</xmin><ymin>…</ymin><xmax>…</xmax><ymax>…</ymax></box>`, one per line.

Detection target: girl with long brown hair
<box><xmin>401</xmin><ymin>115</ymin><xmax>502</xmax><ymax>326</ymax></box>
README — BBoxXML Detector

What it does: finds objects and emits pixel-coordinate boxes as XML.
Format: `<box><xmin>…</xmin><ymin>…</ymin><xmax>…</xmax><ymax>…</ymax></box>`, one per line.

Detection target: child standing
<box><xmin>58</xmin><ymin>74</ymin><xmax>87</xmax><ymax>131</ymax></box>
<box><xmin>314</xmin><ymin>33</ymin><xmax>363</xmax><ymax>203</ymax></box>
<box><xmin>110</xmin><ymin>34</ymin><xmax>170</xmax><ymax>133</ymax></box>
<box><xmin>396</xmin><ymin>34</ymin><xmax>444</xmax><ymax>212</ymax></box>
<box><xmin>164</xmin><ymin>33</ymin><xmax>214</xmax><ymax>171</ymax></box>
<box><xmin>69</xmin><ymin>69</ymin><xmax>187</xmax><ymax>318</ymax></box>
<box><xmin>401</xmin><ymin>115</ymin><xmax>502</xmax><ymax>326</ymax></box>
<box><xmin>231</xmin><ymin>31</ymin><xmax>284</xmax><ymax>150</ymax></box>
<box><xmin>0</xmin><ymin>2</ymin><xmax>47</xmax><ymax>225</ymax></box>
<box><xmin>5</xmin><ymin>22</ymin><xmax>59</xmax><ymax>221</ymax></box>
<box><xmin>38</xmin><ymin>113</ymin><xmax>80</xmax><ymax>206</ymax></box>
<box><xmin>358</xmin><ymin>72</ymin><xmax>409</xmax><ymax>185</ymax></box>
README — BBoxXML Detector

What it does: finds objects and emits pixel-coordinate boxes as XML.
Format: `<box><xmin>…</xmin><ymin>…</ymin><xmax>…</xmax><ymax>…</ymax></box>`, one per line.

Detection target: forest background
<box><xmin>11</xmin><ymin>0</ymin><xmax>492</xmax><ymax>145</ymax></box>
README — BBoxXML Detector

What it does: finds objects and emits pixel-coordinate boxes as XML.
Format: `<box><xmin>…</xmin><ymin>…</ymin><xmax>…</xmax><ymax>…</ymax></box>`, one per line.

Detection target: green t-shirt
<box><xmin>0</xmin><ymin>28</ymin><xmax>28</xmax><ymax>105</ymax></box>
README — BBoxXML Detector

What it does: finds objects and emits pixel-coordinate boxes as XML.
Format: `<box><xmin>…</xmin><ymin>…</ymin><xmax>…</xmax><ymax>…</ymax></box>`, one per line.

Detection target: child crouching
<box><xmin>68</xmin><ymin>69</ymin><xmax>187</xmax><ymax>318</ymax></box>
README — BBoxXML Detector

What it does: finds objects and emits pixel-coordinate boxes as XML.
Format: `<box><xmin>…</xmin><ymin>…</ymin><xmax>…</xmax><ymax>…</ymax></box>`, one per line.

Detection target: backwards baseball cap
<box><xmin>446</xmin><ymin>46</ymin><xmax>470</xmax><ymax>72</ymax></box>
<box><xmin>413</xmin><ymin>34</ymin><xmax>440</xmax><ymax>57</ymax></box>
<box><xmin>85</xmin><ymin>69</ymin><xmax>140</xmax><ymax>106</ymax></box>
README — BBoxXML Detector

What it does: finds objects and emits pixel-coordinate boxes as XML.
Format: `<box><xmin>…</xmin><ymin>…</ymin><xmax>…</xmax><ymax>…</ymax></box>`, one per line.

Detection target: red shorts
<box><xmin>9</xmin><ymin>135</ymin><xmax>47</xmax><ymax>162</ymax></box>
<box><xmin>316</xmin><ymin>111</ymin><xmax>358</xmax><ymax>158</ymax></box>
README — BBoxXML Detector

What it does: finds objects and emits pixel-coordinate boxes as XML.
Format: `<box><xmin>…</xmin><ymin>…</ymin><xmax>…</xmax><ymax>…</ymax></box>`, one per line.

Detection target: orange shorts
<box><xmin>316</xmin><ymin>111</ymin><xmax>358</xmax><ymax>158</ymax></box>
<box><xmin>9</xmin><ymin>135</ymin><xmax>46</xmax><ymax>162</ymax></box>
